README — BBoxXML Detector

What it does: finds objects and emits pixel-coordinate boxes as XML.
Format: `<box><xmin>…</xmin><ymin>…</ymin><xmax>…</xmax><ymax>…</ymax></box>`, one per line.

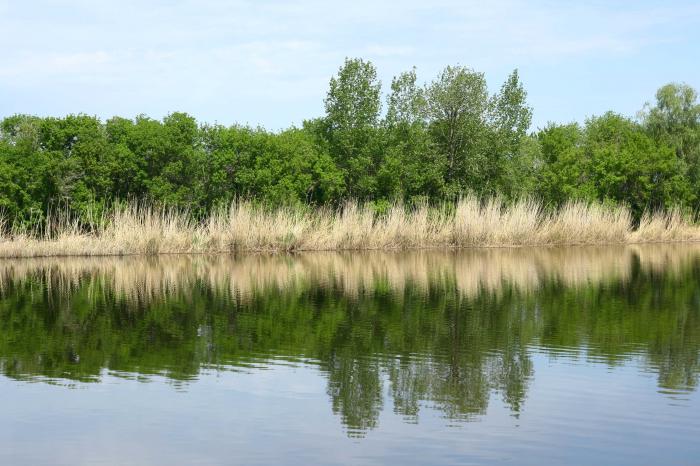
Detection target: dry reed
<box><xmin>1</xmin><ymin>196</ymin><xmax>700</xmax><ymax>258</ymax></box>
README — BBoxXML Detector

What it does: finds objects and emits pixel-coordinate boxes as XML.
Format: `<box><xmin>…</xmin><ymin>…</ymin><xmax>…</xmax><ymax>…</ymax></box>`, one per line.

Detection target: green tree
<box><xmin>105</xmin><ymin>117</ymin><xmax>148</xmax><ymax>199</ymax></box>
<box><xmin>641</xmin><ymin>83</ymin><xmax>700</xmax><ymax>199</ymax></box>
<box><xmin>485</xmin><ymin>69</ymin><xmax>533</xmax><ymax>197</ymax></box>
<box><xmin>0</xmin><ymin>115</ymin><xmax>49</xmax><ymax>225</ymax></box>
<box><xmin>146</xmin><ymin>112</ymin><xmax>201</xmax><ymax>209</ymax></box>
<box><xmin>536</xmin><ymin>122</ymin><xmax>590</xmax><ymax>205</ymax></box>
<box><xmin>584</xmin><ymin>113</ymin><xmax>691</xmax><ymax>216</ymax></box>
<box><xmin>322</xmin><ymin>58</ymin><xmax>382</xmax><ymax>199</ymax></box>
<box><xmin>0</xmin><ymin>59</ymin><xmax>697</xmax><ymax>223</ymax></box>
<box><xmin>36</xmin><ymin>114</ymin><xmax>113</xmax><ymax>218</ymax></box>
<box><xmin>385</xmin><ymin>67</ymin><xmax>426</xmax><ymax>127</ymax></box>
<box><xmin>425</xmin><ymin>66</ymin><xmax>489</xmax><ymax>196</ymax></box>
<box><xmin>380</xmin><ymin>68</ymin><xmax>444</xmax><ymax>201</ymax></box>
<box><xmin>242</xmin><ymin>128</ymin><xmax>343</xmax><ymax>205</ymax></box>
<box><xmin>536</xmin><ymin>114</ymin><xmax>692</xmax><ymax>217</ymax></box>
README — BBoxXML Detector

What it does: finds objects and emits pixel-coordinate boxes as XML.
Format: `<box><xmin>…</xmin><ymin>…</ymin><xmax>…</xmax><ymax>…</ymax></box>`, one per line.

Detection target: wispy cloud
<box><xmin>0</xmin><ymin>51</ymin><xmax>113</xmax><ymax>77</ymax></box>
<box><xmin>0</xmin><ymin>0</ymin><xmax>698</xmax><ymax>128</ymax></box>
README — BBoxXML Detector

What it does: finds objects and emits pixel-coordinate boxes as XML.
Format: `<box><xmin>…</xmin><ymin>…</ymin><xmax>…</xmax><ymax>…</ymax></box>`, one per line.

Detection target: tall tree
<box><xmin>485</xmin><ymin>69</ymin><xmax>533</xmax><ymax>197</ymax></box>
<box><xmin>425</xmin><ymin>66</ymin><xmax>489</xmax><ymax>196</ymax></box>
<box><xmin>323</xmin><ymin>58</ymin><xmax>382</xmax><ymax>199</ymax></box>
<box><xmin>641</xmin><ymin>83</ymin><xmax>700</xmax><ymax>197</ymax></box>
<box><xmin>380</xmin><ymin>69</ymin><xmax>443</xmax><ymax>201</ymax></box>
<box><xmin>385</xmin><ymin>67</ymin><xmax>426</xmax><ymax>127</ymax></box>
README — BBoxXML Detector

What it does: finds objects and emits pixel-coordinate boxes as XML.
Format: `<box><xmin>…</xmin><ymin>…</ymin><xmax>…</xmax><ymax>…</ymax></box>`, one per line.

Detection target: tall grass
<box><xmin>1</xmin><ymin>196</ymin><xmax>699</xmax><ymax>257</ymax></box>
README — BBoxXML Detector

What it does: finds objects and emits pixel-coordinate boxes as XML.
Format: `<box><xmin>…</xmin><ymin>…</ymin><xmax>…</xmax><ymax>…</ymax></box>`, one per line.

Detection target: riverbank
<box><xmin>1</xmin><ymin>197</ymin><xmax>699</xmax><ymax>258</ymax></box>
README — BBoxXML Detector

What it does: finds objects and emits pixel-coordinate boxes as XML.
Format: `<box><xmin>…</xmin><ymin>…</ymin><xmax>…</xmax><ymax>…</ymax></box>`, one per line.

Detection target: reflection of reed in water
<box><xmin>1</xmin><ymin>244</ymin><xmax>700</xmax><ymax>301</ymax></box>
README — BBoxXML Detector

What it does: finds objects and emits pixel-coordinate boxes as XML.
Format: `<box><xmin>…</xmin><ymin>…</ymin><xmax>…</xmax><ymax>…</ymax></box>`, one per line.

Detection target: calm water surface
<box><xmin>1</xmin><ymin>246</ymin><xmax>699</xmax><ymax>465</ymax></box>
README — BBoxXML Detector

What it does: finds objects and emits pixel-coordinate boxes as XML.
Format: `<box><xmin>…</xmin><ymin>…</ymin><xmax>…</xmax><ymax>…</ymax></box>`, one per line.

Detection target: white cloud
<box><xmin>0</xmin><ymin>0</ymin><xmax>698</xmax><ymax>128</ymax></box>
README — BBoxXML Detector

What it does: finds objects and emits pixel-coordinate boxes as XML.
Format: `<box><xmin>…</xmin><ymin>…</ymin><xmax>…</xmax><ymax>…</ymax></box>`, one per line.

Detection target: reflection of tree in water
<box><xmin>326</xmin><ymin>354</ymin><xmax>384</xmax><ymax>435</ymax></box>
<box><xmin>382</xmin><ymin>293</ymin><xmax>535</xmax><ymax>426</ymax></box>
<box><xmin>0</xmin><ymin>250</ymin><xmax>698</xmax><ymax>436</ymax></box>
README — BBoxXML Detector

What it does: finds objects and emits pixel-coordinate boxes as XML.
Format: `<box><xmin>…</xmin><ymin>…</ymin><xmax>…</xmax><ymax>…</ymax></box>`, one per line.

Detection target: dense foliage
<box><xmin>1</xmin><ymin>58</ymin><xmax>699</xmax><ymax>225</ymax></box>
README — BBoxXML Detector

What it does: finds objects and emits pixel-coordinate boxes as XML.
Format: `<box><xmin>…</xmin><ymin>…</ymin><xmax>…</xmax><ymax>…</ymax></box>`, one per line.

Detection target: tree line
<box><xmin>0</xmin><ymin>58</ymin><xmax>698</xmax><ymax>226</ymax></box>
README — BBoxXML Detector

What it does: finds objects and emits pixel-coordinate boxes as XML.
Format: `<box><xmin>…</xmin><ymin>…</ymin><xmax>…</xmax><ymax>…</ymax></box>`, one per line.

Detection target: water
<box><xmin>1</xmin><ymin>245</ymin><xmax>699</xmax><ymax>465</ymax></box>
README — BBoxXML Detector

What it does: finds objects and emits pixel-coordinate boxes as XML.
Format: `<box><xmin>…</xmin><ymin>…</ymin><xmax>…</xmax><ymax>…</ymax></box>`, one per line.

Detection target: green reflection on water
<box><xmin>0</xmin><ymin>245</ymin><xmax>698</xmax><ymax>435</ymax></box>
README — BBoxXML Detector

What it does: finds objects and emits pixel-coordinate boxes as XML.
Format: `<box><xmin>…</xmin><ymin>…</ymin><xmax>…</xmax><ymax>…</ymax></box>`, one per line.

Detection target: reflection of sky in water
<box><xmin>2</xmin><ymin>353</ymin><xmax>698</xmax><ymax>466</ymax></box>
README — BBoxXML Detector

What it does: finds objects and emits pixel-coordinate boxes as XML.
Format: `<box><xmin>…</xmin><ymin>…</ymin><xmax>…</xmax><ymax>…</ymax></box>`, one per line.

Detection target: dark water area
<box><xmin>1</xmin><ymin>246</ymin><xmax>699</xmax><ymax>465</ymax></box>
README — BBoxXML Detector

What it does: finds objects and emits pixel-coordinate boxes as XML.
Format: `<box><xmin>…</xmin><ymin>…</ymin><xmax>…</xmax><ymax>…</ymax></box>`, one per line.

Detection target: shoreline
<box><xmin>3</xmin><ymin>238</ymin><xmax>700</xmax><ymax>259</ymax></box>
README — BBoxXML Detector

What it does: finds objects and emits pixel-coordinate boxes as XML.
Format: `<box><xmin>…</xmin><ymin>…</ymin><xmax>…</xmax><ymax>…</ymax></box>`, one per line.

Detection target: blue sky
<box><xmin>1</xmin><ymin>0</ymin><xmax>699</xmax><ymax>130</ymax></box>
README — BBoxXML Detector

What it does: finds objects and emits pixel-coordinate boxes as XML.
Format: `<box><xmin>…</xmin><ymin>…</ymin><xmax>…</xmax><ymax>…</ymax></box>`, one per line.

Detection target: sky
<box><xmin>1</xmin><ymin>0</ymin><xmax>699</xmax><ymax>131</ymax></box>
